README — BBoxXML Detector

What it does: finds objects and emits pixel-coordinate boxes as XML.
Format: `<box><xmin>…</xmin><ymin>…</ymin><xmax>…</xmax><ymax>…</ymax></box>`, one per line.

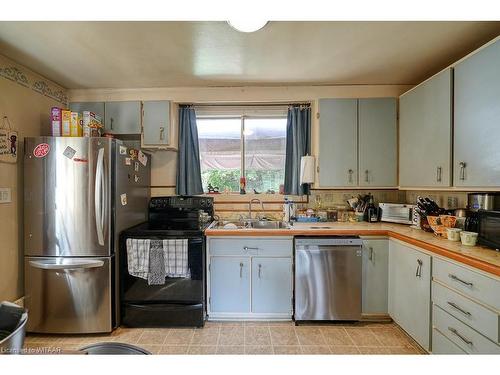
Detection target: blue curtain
<box><xmin>284</xmin><ymin>105</ymin><xmax>311</xmax><ymax>195</ymax></box>
<box><xmin>176</xmin><ymin>105</ymin><xmax>204</xmax><ymax>196</ymax></box>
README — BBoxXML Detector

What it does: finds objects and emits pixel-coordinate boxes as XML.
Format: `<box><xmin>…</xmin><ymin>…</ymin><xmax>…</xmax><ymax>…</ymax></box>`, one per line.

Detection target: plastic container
<box><xmin>446</xmin><ymin>228</ymin><xmax>462</xmax><ymax>242</ymax></box>
<box><xmin>460</xmin><ymin>231</ymin><xmax>478</xmax><ymax>246</ymax></box>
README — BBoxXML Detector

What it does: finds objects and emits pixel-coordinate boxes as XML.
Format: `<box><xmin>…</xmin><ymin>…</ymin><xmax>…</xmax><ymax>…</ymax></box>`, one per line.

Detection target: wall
<box><xmin>0</xmin><ymin>54</ymin><xmax>68</xmax><ymax>302</ymax></box>
<box><xmin>69</xmin><ymin>84</ymin><xmax>413</xmax><ymax>217</ymax></box>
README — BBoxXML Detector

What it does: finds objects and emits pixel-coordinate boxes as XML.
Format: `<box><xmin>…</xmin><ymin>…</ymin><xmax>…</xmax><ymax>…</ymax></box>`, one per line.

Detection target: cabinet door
<box><xmin>388</xmin><ymin>240</ymin><xmax>431</xmax><ymax>350</ymax></box>
<box><xmin>399</xmin><ymin>69</ymin><xmax>452</xmax><ymax>188</ymax></box>
<box><xmin>210</xmin><ymin>257</ymin><xmax>250</xmax><ymax>313</ymax></box>
<box><xmin>142</xmin><ymin>101</ymin><xmax>171</xmax><ymax>146</ymax></box>
<box><xmin>362</xmin><ymin>239</ymin><xmax>389</xmax><ymax>314</ymax></box>
<box><xmin>104</xmin><ymin>101</ymin><xmax>141</xmax><ymax>134</ymax></box>
<box><xmin>358</xmin><ymin>98</ymin><xmax>397</xmax><ymax>187</ymax></box>
<box><xmin>454</xmin><ymin>40</ymin><xmax>500</xmax><ymax>187</ymax></box>
<box><xmin>318</xmin><ymin>99</ymin><xmax>358</xmax><ymax>187</ymax></box>
<box><xmin>69</xmin><ymin>102</ymin><xmax>105</xmax><ymax>123</ymax></box>
<box><xmin>251</xmin><ymin>257</ymin><xmax>292</xmax><ymax>314</ymax></box>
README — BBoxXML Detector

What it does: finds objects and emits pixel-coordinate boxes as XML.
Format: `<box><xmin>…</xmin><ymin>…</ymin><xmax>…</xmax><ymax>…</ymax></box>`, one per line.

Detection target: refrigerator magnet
<box><xmin>119</xmin><ymin>145</ymin><xmax>127</xmax><ymax>155</ymax></box>
<box><xmin>63</xmin><ymin>146</ymin><xmax>76</xmax><ymax>159</ymax></box>
<box><xmin>120</xmin><ymin>193</ymin><xmax>127</xmax><ymax>206</ymax></box>
<box><xmin>125</xmin><ymin>157</ymin><xmax>131</xmax><ymax>165</ymax></box>
<box><xmin>33</xmin><ymin>143</ymin><xmax>50</xmax><ymax>158</ymax></box>
<box><xmin>138</xmin><ymin>150</ymin><xmax>148</xmax><ymax>166</ymax></box>
<box><xmin>134</xmin><ymin>162</ymin><xmax>139</xmax><ymax>172</ymax></box>
<box><xmin>134</xmin><ymin>174</ymin><xmax>139</xmax><ymax>183</ymax></box>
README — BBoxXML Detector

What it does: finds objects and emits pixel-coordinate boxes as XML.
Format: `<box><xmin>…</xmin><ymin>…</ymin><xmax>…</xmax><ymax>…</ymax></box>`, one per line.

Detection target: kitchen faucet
<box><xmin>248</xmin><ymin>198</ymin><xmax>264</xmax><ymax>220</ymax></box>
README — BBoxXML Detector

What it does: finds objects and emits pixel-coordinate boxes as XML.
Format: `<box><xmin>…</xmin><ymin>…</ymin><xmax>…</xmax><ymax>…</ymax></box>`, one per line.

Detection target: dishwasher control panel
<box><xmin>295</xmin><ymin>236</ymin><xmax>363</xmax><ymax>247</ymax></box>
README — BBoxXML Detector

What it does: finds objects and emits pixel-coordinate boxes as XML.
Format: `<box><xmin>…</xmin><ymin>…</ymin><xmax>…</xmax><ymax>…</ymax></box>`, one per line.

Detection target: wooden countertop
<box><xmin>205</xmin><ymin>222</ymin><xmax>500</xmax><ymax>277</ymax></box>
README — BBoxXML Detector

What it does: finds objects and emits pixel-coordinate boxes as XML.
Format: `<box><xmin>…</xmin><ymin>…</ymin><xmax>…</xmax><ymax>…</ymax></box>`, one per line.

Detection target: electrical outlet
<box><xmin>0</xmin><ymin>188</ymin><xmax>12</xmax><ymax>203</ymax></box>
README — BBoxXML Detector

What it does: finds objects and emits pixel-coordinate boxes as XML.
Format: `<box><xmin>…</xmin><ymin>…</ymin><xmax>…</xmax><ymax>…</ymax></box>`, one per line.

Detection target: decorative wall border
<box><xmin>0</xmin><ymin>54</ymin><xmax>68</xmax><ymax>105</ymax></box>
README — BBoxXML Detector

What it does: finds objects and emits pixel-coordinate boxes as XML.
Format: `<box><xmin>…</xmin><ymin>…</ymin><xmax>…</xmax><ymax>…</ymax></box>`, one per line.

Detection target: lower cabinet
<box><xmin>432</xmin><ymin>327</ymin><xmax>467</xmax><ymax>354</ymax></box>
<box><xmin>362</xmin><ymin>238</ymin><xmax>389</xmax><ymax>315</ymax></box>
<box><xmin>210</xmin><ymin>257</ymin><xmax>251</xmax><ymax>313</ymax></box>
<box><xmin>388</xmin><ymin>240</ymin><xmax>431</xmax><ymax>351</ymax></box>
<box><xmin>207</xmin><ymin>237</ymin><xmax>293</xmax><ymax>319</ymax></box>
<box><xmin>251</xmin><ymin>257</ymin><xmax>292</xmax><ymax>314</ymax></box>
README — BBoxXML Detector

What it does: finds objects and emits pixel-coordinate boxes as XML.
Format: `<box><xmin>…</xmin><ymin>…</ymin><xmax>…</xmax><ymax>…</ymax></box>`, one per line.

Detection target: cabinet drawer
<box><xmin>433</xmin><ymin>304</ymin><xmax>500</xmax><ymax>354</ymax></box>
<box><xmin>208</xmin><ymin>238</ymin><xmax>293</xmax><ymax>257</ymax></box>
<box><xmin>433</xmin><ymin>257</ymin><xmax>500</xmax><ymax>310</ymax></box>
<box><xmin>432</xmin><ymin>281</ymin><xmax>499</xmax><ymax>343</ymax></box>
<box><xmin>432</xmin><ymin>328</ymin><xmax>467</xmax><ymax>354</ymax></box>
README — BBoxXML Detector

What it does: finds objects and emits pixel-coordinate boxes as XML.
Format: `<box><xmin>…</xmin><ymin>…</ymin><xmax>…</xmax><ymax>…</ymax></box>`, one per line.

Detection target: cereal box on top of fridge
<box><xmin>82</xmin><ymin>111</ymin><xmax>103</xmax><ymax>137</ymax></box>
<box><xmin>70</xmin><ymin>112</ymin><xmax>81</xmax><ymax>137</ymax></box>
<box><xmin>51</xmin><ymin>107</ymin><xmax>61</xmax><ymax>136</ymax></box>
<box><xmin>61</xmin><ymin>109</ymin><xmax>71</xmax><ymax>136</ymax></box>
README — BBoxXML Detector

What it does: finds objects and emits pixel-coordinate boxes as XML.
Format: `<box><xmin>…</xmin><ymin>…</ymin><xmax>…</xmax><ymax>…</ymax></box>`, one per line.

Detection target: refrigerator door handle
<box><xmin>95</xmin><ymin>147</ymin><xmax>105</xmax><ymax>246</ymax></box>
<box><xmin>29</xmin><ymin>259</ymin><xmax>105</xmax><ymax>270</ymax></box>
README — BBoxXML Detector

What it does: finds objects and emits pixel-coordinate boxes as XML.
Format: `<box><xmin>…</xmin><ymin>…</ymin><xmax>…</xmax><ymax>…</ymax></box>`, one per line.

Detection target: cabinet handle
<box><xmin>368</xmin><ymin>247</ymin><xmax>374</xmax><ymax>261</ymax></box>
<box><xmin>110</xmin><ymin>117</ymin><xmax>114</xmax><ymax>130</ymax></box>
<box><xmin>243</xmin><ymin>246</ymin><xmax>259</xmax><ymax>252</ymax></box>
<box><xmin>436</xmin><ymin>166</ymin><xmax>442</xmax><ymax>182</ymax></box>
<box><xmin>459</xmin><ymin>162</ymin><xmax>466</xmax><ymax>181</ymax></box>
<box><xmin>239</xmin><ymin>262</ymin><xmax>243</xmax><ymax>278</ymax></box>
<box><xmin>447</xmin><ymin>301</ymin><xmax>472</xmax><ymax>317</ymax></box>
<box><xmin>448</xmin><ymin>274</ymin><xmax>473</xmax><ymax>287</ymax></box>
<box><xmin>159</xmin><ymin>126</ymin><xmax>165</xmax><ymax>140</ymax></box>
<box><xmin>365</xmin><ymin>170</ymin><xmax>369</xmax><ymax>183</ymax></box>
<box><xmin>258</xmin><ymin>264</ymin><xmax>262</xmax><ymax>279</ymax></box>
<box><xmin>448</xmin><ymin>327</ymin><xmax>473</xmax><ymax>346</ymax></box>
<box><xmin>348</xmin><ymin>169</ymin><xmax>354</xmax><ymax>184</ymax></box>
<box><xmin>415</xmin><ymin>259</ymin><xmax>423</xmax><ymax>278</ymax></box>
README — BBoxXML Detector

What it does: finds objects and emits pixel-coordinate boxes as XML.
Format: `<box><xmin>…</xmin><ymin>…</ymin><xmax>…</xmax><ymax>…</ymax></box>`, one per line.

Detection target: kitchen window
<box><xmin>196</xmin><ymin>106</ymin><xmax>287</xmax><ymax>193</ymax></box>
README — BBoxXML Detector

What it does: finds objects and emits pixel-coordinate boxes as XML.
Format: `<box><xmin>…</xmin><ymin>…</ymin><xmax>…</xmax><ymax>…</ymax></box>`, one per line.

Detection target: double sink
<box><xmin>214</xmin><ymin>220</ymin><xmax>290</xmax><ymax>230</ymax></box>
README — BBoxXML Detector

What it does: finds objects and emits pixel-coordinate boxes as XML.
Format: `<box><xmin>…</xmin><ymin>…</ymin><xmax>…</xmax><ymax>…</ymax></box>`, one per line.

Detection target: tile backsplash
<box><xmin>405</xmin><ymin>191</ymin><xmax>469</xmax><ymax>209</ymax></box>
<box><xmin>306</xmin><ymin>189</ymin><xmax>405</xmax><ymax>209</ymax></box>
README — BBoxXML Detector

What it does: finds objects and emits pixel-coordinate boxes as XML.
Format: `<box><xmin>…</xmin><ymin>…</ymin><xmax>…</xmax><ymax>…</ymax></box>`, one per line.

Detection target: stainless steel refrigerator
<box><xmin>23</xmin><ymin>137</ymin><xmax>150</xmax><ymax>334</ymax></box>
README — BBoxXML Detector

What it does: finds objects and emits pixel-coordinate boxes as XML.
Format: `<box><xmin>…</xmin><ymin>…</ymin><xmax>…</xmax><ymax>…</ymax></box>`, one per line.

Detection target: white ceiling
<box><xmin>0</xmin><ymin>21</ymin><xmax>499</xmax><ymax>89</ymax></box>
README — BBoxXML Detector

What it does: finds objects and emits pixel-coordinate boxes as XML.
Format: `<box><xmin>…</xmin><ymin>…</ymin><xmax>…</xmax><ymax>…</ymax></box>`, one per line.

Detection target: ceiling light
<box><xmin>227</xmin><ymin>20</ymin><xmax>268</xmax><ymax>33</ymax></box>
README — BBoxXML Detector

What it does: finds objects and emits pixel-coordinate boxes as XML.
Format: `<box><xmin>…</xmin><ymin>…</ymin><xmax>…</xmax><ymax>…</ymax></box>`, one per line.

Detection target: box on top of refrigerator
<box><xmin>51</xmin><ymin>107</ymin><xmax>61</xmax><ymax>136</ymax></box>
<box><xmin>82</xmin><ymin>111</ymin><xmax>103</xmax><ymax>137</ymax></box>
<box><xmin>70</xmin><ymin>112</ymin><xmax>82</xmax><ymax>137</ymax></box>
<box><xmin>61</xmin><ymin>109</ymin><xmax>72</xmax><ymax>136</ymax></box>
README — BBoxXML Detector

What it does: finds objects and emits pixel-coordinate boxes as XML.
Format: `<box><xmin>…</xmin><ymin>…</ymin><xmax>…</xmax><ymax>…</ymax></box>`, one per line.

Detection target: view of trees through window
<box><xmin>197</xmin><ymin>116</ymin><xmax>287</xmax><ymax>193</ymax></box>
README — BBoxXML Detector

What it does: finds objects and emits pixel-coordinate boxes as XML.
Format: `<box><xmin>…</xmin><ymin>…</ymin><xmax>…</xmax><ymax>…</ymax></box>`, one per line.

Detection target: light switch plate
<box><xmin>0</xmin><ymin>187</ymin><xmax>12</xmax><ymax>203</ymax></box>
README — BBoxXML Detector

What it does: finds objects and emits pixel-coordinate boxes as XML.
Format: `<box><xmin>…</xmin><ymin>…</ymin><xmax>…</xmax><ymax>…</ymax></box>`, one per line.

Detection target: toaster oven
<box><xmin>379</xmin><ymin>203</ymin><xmax>416</xmax><ymax>225</ymax></box>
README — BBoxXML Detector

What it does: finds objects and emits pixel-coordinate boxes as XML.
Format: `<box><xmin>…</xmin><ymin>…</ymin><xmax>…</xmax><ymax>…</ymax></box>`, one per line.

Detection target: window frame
<box><xmin>196</xmin><ymin>111</ymin><xmax>288</xmax><ymax>193</ymax></box>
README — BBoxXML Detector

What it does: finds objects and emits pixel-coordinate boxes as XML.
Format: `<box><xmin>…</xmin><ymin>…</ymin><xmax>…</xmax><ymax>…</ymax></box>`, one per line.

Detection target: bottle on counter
<box><xmin>366</xmin><ymin>194</ymin><xmax>380</xmax><ymax>223</ymax></box>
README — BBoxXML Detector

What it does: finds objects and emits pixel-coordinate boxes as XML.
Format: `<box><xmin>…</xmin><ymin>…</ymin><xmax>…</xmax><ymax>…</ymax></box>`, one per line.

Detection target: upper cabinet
<box><xmin>454</xmin><ymin>40</ymin><xmax>500</xmax><ymax>187</ymax></box>
<box><xmin>399</xmin><ymin>68</ymin><xmax>452</xmax><ymax>188</ymax></box>
<box><xmin>104</xmin><ymin>101</ymin><xmax>142</xmax><ymax>134</ymax></box>
<box><xmin>358</xmin><ymin>98</ymin><xmax>397</xmax><ymax>187</ymax></box>
<box><xmin>317</xmin><ymin>98</ymin><xmax>397</xmax><ymax>188</ymax></box>
<box><xmin>318</xmin><ymin>99</ymin><xmax>358</xmax><ymax>187</ymax></box>
<box><xmin>142</xmin><ymin>100</ymin><xmax>177</xmax><ymax>149</ymax></box>
<box><xmin>69</xmin><ymin>102</ymin><xmax>105</xmax><ymax>123</ymax></box>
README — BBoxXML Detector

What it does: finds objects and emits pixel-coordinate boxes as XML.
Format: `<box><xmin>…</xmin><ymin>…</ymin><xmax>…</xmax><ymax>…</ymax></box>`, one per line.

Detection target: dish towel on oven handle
<box><xmin>148</xmin><ymin>240</ymin><xmax>166</xmax><ymax>285</ymax></box>
<box><xmin>126</xmin><ymin>238</ymin><xmax>150</xmax><ymax>280</ymax></box>
<box><xmin>163</xmin><ymin>239</ymin><xmax>190</xmax><ymax>278</ymax></box>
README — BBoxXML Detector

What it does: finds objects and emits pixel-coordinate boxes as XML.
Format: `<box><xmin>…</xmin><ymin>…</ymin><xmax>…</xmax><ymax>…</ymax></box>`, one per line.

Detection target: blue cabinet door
<box><xmin>318</xmin><ymin>98</ymin><xmax>358</xmax><ymax>187</ymax></box>
<box><xmin>389</xmin><ymin>241</ymin><xmax>431</xmax><ymax>350</ymax></box>
<box><xmin>210</xmin><ymin>257</ymin><xmax>250</xmax><ymax>313</ymax></box>
<box><xmin>104</xmin><ymin>101</ymin><xmax>141</xmax><ymax>134</ymax></box>
<box><xmin>69</xmin><ymin>102</ymin><xmax>105</xmax><ymax>123</ymax></box>
<box><xmin>142</xmin><ymin>101</ymin><xmax>171</xmax><ymax>146</ymax></box>
<box><xmin>362</xmin><ymin>239</ymin><xmax>389</xmax><ymax>314</ymax></box>
<box><xmin>251</xmin><ymin>257</ymin><xmax>292</xmax><ymax>314</ymax></box>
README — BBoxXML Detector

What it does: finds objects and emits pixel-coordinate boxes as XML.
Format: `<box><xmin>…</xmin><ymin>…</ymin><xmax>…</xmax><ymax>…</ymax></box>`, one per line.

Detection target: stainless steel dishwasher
<box><xmin>295</xmin><ymin>236</ymin><xmax>362</xmax><ymax>322</ymax></box>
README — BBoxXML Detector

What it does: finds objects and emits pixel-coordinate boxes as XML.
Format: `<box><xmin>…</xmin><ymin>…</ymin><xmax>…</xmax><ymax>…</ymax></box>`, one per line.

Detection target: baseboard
<box><xmin>361</xmin><ymin>313</ymin><xmax>392</xmax><ymax>322</ymax></box>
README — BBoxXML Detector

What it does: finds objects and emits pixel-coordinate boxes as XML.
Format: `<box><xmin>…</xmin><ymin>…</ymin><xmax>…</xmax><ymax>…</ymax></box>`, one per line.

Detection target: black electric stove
<box><xmin>119</xmin><ymin>196</ymin><xmax>214</xmax><ymax>328</ymax></box>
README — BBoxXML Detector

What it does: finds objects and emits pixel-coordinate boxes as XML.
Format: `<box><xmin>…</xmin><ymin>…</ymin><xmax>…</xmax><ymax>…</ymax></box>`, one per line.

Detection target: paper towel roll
<box><xmin>300</xmin><ymin>155</ymin><xmax>315</xmax><ymax>184</ymax></box>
